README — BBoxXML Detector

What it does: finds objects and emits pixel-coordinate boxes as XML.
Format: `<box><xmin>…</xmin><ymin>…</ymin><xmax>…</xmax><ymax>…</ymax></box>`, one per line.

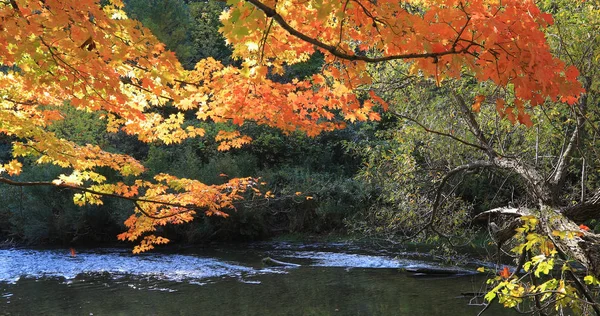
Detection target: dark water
<box><xmin>0</xmin><ymin>243</ymin><xmax>513</xmax><ymax>316</ymax></box>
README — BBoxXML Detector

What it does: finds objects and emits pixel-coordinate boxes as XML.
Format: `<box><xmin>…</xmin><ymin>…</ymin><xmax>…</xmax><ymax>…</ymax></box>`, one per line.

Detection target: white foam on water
<box><xmin>0</xmin><ymin>249</ymin><xmax>273</xmax><ymax>284</ymax></box>
<box><xmin>0</xmin><ymin>247</ymin><xmax>470</xmax><ymax>285</ymax></box>
<box><xmin>278</xmin><ymin>251</ymin><xmax>440</xmax><ymax>269</ymax></box>
<box><xmin>240</xmin><ymin>279</ymin><xmax>261</xmax><ymax>284</ymax></box>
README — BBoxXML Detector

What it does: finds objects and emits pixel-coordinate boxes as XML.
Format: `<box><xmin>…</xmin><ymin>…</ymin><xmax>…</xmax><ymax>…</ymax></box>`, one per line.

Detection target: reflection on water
<box><xmin>0</xmin><ymin>244</ymin><xmax>513</xmax><ymax>315</ymax></box>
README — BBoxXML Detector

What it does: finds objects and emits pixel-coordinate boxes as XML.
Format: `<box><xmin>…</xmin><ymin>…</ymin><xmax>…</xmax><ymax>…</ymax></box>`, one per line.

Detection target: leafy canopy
<box><xmin>0</xmin><ymin>0</ymin><xmax>583</xmax><ymax>252</ymax></box>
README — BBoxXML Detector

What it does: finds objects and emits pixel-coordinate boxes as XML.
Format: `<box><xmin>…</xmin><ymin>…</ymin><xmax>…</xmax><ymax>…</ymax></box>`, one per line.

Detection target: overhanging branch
<box><xmin>0</xmin><ymin>176</ymin><xmax>204</xmax><ymax>218</ymax></box>
<box><xmin>390</xmin><ymin>111</ymin><xmax>488</xmax><ymax>151</ymax></box>
<box><xmin>244</xmin><ymin>0</ymin><xmax>474</xmax><ymax>63</ymax></box>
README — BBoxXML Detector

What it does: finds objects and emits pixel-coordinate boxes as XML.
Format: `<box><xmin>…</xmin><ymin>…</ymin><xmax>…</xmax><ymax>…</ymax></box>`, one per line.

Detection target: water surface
<box><xmin>1</xmin><ymin>243</ymin><xmax>512</xmax><ymax>315</ymax></box>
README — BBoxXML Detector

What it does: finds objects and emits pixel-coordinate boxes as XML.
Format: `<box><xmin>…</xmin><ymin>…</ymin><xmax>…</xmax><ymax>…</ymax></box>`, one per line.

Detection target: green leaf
<box><xmin>484</xmin><ymin>291</ymin><xmax>497</xmax><ymax>302</ymax></box>
<box><xmin>584</xmin><ymin>275</ymin><xmax>600</xmax><ymax>286</ymax></box>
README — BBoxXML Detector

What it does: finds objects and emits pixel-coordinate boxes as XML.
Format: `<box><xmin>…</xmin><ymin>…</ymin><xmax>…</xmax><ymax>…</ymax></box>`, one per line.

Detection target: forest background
<box><xmin>1</xmin><ymin>0</ymin><xmax>599</xmax><ymax>313</ymax></box>
<box><xmin>0</xmin><ymin>0</ymin><xmax>376</xmax><ymax>245</ymax></box>
<box><xmin>0</xmin><ymin>0</ymin><xmax>596</xmax><ymax>251</ymax></box>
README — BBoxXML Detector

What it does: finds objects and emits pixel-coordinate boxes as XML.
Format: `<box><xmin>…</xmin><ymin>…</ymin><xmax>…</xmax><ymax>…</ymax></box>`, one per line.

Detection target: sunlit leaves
<box><xmin>220</xmin><ymin>0</ymin><xmax>583</xmax><ymax>115</ymax></box>
<box><xmin>0</xmin><ymin>0</ymin><xmax>588</xmax><ymax>254</ymax></box>
<box><xmin>0</xmin><ymin>160</ymin><xmax>23</xmax><ymax>176</ymax></box>
<box><xmin>584</xmin><ymin>275</ymin><xmax>600</xmax><ymax>286</ymax></box>
<box><xmin>215</xmin><ymin>130</ymin><xmax>253</xmax><ymax>151</ymax></box>
<box><xmin>132</xmin><ymin>235</ymin><xmax>170</xmax><ymax>254</ymax></box>
<box><xmin>483</xmin><ymin>214</ymin><xmax>593</xmax><ymax>312</ymax></box>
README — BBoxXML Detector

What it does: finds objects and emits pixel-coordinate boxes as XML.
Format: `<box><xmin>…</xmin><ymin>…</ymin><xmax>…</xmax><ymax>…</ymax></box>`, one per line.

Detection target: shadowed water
<box><xmin>0</xmin><ymin>243</ymin><xmax>513</xmax><ymax>315</ymax></box>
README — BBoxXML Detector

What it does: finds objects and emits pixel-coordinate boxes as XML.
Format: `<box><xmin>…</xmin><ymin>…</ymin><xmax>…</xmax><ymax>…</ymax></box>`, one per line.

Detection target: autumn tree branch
<box><xmin>451</xmin><ymin>91</ymin><xmax>554</xmax><ymax>205</ymax></box>
<box><xmin>0</xmin><ymin>176</ymin><xmax>204</xmax><ymax>217</ymax></box>
<box><xmin>244</xmin><ymin>0</ymin><xmax>475</xmax><ymax>63</ymax></box>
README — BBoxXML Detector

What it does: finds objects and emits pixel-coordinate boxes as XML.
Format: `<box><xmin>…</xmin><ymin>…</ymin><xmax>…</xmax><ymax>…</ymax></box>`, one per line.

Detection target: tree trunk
<box><xmin>539</xmin><ymin>207</ymin><xmax>600</xmax><ymax>278</ymax></box>
<box><xmin>478</xmin><ymin>205</ymin><xmax>600</xmax><ymax>278</ymax></box>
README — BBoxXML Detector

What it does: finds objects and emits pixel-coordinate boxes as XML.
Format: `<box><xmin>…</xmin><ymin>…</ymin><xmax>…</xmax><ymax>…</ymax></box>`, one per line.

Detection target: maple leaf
<box><xmin>472</xmin><ymin>95</ymin><xmax>485</xmax><ymax>112</ymax></box>
<box><xmin>499</xmin><ymin>267</ymin><xmax>510</xmax><ymax>279</ymax></box>
<box><xmin>565</xmin><ymin>65</ymin><xmax>580</xmax><ymax>82</ymax></box>
<box><xmin>1</xmin><ymin>160</ymin><xmax>23</xmax><ymax>176</ymax></box>
<box><xmin>579</xmin><ymin>224</ymin><xmax>590</xmax><ymax>231</ymax></box>
<box><xmin>0</xmin><ymin>0</ymin><xmax>586</xmax><ymax>254</ymax></box>
<box><xmin>495</xmin><ymin>99</ymin><xmax>506</xmax><ymax>117</ymax></box>
<box><xmin>518</xmin><ymin>112</ymin><xmax>534</xmax><ymax>128</ymax></box>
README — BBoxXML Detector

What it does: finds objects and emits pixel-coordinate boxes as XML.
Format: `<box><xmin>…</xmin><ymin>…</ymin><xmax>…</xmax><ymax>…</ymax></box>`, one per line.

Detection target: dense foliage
<box><xmin>0</xmin><ymin>0</ymin><xmax>598</xmax><ymax>314</ymax></box>
<box><xmin>0</xmin><ymin>0</ymin><xmax>371</xmax><ymax>245</ymax></box>
<box><xmin>349</xmin><ymin>0</ymin><xmax>600</xmax><ymax>313</ymax></box>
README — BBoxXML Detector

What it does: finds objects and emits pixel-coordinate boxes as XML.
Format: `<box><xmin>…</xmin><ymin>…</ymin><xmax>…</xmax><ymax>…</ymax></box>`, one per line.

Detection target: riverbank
<box><xmin>1</xmin><ymin>229</ymin><xmax>497</xmax><ymax>266</ymax></box>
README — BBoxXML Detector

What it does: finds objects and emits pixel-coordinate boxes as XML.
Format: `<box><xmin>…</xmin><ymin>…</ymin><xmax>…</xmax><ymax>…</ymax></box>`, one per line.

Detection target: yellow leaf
<box><xmin>1</xmin><ymin>160</ymin><xmax>23</xmax><ymax>176</ymax></box>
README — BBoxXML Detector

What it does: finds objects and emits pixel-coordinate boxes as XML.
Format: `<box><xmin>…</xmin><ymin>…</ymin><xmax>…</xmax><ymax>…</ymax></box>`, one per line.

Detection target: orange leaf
<box><xmin>499</xmin><ymin>266</ymin><xmax>510</xmax><ymax>279</ymax></box>
<box><xmin>565</xmin><ymin>66</ymin><xmax>580</xmax><ymax>82</ymax></box>
<box><xmin>472</xmin><ymin>95</ymin><xmax>485</xmax><ymax>113</ymax></box>
<box><xmin>495</xmin><ymin>99</ymin><xmax>505</xmax><ymax>117</ymax></box>
<box><xmin>518</xmin><ymin>112</ymin><xmax>533</xmax><ymax>128</ymax></box>
<box><xmin>579</xmin><ymin>224</ymin><xmax>590</xmax><ymax>231</ymax></box>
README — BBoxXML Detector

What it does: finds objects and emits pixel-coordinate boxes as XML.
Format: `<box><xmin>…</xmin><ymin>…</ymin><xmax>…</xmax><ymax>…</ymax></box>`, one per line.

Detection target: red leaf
<box><xmin>499</xmin><ymin>266</ymin><xmax>510</xmax><ymax>279</ymax></box>
<box><xmin>472</xmin><ymin>95</ymin><xmax>485</xmax><ymax>112</ymax></box>
<box><xmin>579</xmin><ymin>224</ymin><xmax>590</xmax><ymax>231</ymax></box>
<box><xmin>565</xmin><ymin>66</ymin><xmax>579</xmax><ymax>82</ymax></box>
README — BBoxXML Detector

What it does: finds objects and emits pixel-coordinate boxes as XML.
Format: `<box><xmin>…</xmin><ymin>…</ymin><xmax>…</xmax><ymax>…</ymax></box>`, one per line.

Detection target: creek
<box><xmin>0</xmin><ymin>242</ymin><xmax>513</xmax><ymax>315</ymax></box>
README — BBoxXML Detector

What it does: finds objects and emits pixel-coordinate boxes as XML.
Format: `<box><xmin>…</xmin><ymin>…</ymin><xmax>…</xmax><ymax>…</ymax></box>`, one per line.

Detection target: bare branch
<box><xmin>389</xmin><ymin>111</ymin><xmax>488</xmax><ymax>151</ymax></box>
<box><xmin>403</xmin><ymin>160</ymin><xmax>495</xmax><ymax>241</ymax></box>
<box><xmin>451</xmin><ymin>92</ymin><xmax>496</xmax><ymax>158</ymax></box>
<box><xmin>491</xmin><ymin>157</ymin><xmax>552</xmax><ymax>206</ymax></box>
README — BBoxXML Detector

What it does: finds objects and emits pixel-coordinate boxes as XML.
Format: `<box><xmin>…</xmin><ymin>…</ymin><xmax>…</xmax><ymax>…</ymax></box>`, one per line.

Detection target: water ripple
<box><xmin>0</xmin><ymin>248</ymin><xmax>279</xmax><ymax>284</ymax></box>
<box><xmin>276</xmin><ymin>250</ymin><xmax>434</xmax><ymax>269</ymax></box>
